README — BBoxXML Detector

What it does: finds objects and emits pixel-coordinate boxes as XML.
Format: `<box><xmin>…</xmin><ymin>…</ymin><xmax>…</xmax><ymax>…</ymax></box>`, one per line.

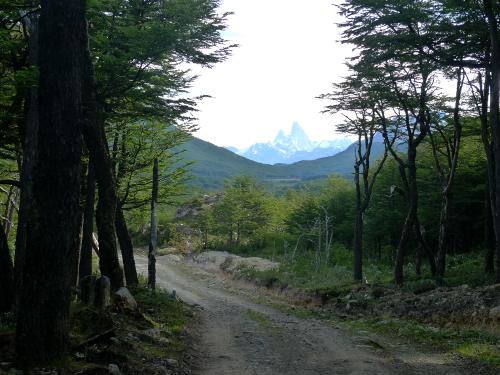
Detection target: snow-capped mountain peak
<box><xmin>273</xmin><ymin>122</ymin><xmax>314</xmax><ymax>152</ymax></box>
<box><xmin>226</xmin><ymin>122</ymin><xmax>354</xmax><ymax>165</ymax></box>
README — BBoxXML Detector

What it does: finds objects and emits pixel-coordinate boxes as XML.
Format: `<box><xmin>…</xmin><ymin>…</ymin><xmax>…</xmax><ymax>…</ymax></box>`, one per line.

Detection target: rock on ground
<box><xmin>193</xmin><ymin>251</ymin><xmax>279</xmax><ymax>274</ymax></box>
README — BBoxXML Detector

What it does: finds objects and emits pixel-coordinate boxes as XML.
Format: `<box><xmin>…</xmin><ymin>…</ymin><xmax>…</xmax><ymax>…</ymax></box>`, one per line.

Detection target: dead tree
<box><xmin>148</xmin><ymin>158</ymin><xmax>159</xmax><ymax>290</ymax></box>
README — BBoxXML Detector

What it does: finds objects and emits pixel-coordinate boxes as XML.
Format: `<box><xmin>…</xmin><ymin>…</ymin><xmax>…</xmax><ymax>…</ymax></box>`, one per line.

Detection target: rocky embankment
<box><xmin>190</xmin><ymin>251</ymin><xmax>500</xmax><ymax>331</ymax></box>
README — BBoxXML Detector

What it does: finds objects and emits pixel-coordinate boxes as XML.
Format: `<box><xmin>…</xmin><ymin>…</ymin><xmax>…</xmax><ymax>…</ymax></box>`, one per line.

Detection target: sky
<box><xmin>188</xmin><ymin>0</ymin><xmax>353</xmax><ymax>149</ymax></box>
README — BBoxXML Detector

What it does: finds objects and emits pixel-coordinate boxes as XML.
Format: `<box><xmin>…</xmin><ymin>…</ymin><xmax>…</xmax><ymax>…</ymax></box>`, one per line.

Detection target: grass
<box><xmin>340</xmin><ymin>317</ymin><xmax>500</xmax><ymax>368</ymax></box>
<box><xmin>246</xmin><ymin>309</ymin><xmax>272</xmax><ymax>328</ymax></box>
<box><xmin>233</xmin><ymin>243</ymin><xmax>496</xmax><ymax>298</ymax></box>
<box><xmin>132</xmin><ymin>286</ymin><xmax>191</xmax><ymax>337</ymax></box>
<box><xmin>457</xmin><ymin>344</ymin><xmax>500</xmax><ymax>367</ymax></box>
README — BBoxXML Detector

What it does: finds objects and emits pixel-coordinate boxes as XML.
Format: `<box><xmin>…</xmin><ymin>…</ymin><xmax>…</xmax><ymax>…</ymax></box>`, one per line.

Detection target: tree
<box><xmin>148</xmin><ymin>158</ymin><xmax>159</xmax><ymax>290</ymax></box>
<box><xmin>81</xmin><ymin>0</ymin><xmax>231</xmax><ymax>288</ymax></box>
<box><xmin>428</xmin><ymin>68</ymin><xmax>465</xmax><ymax>278</ymax></box>
<box><xmin>16</xmin><ymin>0</ymin><xmax>86</xmax><ymax>365</ymax></box>
<box><xmin>339</xmin><ymin>0</ymin><xmax>440</xmax><ymax>283</ymax></box>
<box><xmin>483</xmin><ymin>0</ymin><xmax>500</xmax><ymax>283</ymax></box>
<box><xmin>322</xmin><ymin>71</ymin><xmax>390</xmax><ymax>281</ymax></box>
<box><xmin>212</xmin><ymin>177</ymin><xmax>270</xmax><ymax>247</ymax></box>
<box><xmin>0</xmin><ymin>225</ymin><xmax>13</xmax><ymax>313</ymax></box>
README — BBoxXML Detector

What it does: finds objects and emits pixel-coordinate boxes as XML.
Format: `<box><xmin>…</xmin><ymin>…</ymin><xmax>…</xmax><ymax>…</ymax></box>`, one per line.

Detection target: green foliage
<box><xmin>365</xmin><ymin>135</ymin><xmax>489</xmax><ymax>260</ymax></box>
<box><xmin>211</xmin><ymin>176</ymin><xmax>271</xmax><ymax>245</ymax></box>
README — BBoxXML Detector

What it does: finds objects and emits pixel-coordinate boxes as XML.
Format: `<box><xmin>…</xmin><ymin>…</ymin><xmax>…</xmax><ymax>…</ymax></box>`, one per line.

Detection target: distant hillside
<box><xmin>180</xmin><ymin>136</ymin><xmax>386</xmax><ymax>190</ymax></box>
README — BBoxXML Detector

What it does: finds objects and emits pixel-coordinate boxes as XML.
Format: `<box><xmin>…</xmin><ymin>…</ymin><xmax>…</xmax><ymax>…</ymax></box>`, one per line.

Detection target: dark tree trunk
<box><xmin>436</xmin><ymin>194</ymin><xmax>451</xmax><ymax>277</ymax></box>
<box><xmin>485</xmin><ymin>0</ymin><xmax>500</xmax><ymax>283</ymax></box>
<box><xmin>14</xmin><ymin>10</ymin><xmax>39</xmax><ymax>312</ymax></box>
<box><xmin>82</xmin><ymin>42</ymin><xmax>123</xmax><ymax>291</ymax></box>
<box><xmin>116</xmin><ymin>201</ymin><xmax>138</xmax><ymax>286</ymax></box>
<box><xmin>16</xmin><ymin>0</ymin><xmax>86</xmax><ymax>365</ymax></box>
<box><xmin>353</xmin><ymin>163</ymin><xmax>363</xmax><ymax>281</ymax></box>
<box><xmin>353</xmin><ymin>210</ymin><xmax>363</xmax><ymax>281</ymax></box>
<box><xmin>0</xmin><ymin>228</ymin><xmax>13</xmax><ymax>313</ymax></box>
<box><xmin>414</xmin><ymin>217</ymin><xmax>436</xmax><ymax>276</ymax></box>
<box><xmin>485</xmin><ymin>174</ymin><xmax>495</xmax><ymax>274</ymax></box>
<box><xmin>394</xmin><ymin>155</ymin><xmax>418</xmax><ymax>285</ymax></box>
<box><xmin>79</xmin><ymin>161</ymin><xmax>96</xmax><ymax>281</ymax></box>
<box><xmin>148</xmin><ymin>158</ymin><xmax>159</xmax><ymax>290</ymax></box>
<box><xmin>395</xmin><ymin>212</ymin><xmax>412</xmax><ymax>285</ymax></box>
<box><xmin>394</xmin><ymin>148</ymin><xmax>436</xmax><ymax>284</ymax></box>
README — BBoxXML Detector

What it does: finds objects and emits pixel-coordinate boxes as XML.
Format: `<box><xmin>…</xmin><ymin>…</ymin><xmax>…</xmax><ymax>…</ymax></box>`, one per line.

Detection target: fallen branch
<box><xmin>72</xmin><ymin>328</ymin><xmax>115</xmax><ymax>351</ymax></box>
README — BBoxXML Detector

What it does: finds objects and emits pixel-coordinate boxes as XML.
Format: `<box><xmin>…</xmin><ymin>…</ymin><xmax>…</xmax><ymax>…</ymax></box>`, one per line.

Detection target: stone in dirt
<box><xmin>114</xmin><ymin>287</ymin><xmax>137</xmax><ymax>309</ymax></box>
<box><xmin>194</xmin><ymin>251</ymin><xmax>279</xmax><ymax>274</ymax></box>
<box><xmin>107</xmin><ymin>364</ymin><xmax>121</xmax><ymax>375</ymax></box>
<box><xmin>489</xmin><ymin>305</ymin><xmax>500</xmax><ymax>320</ymax></box>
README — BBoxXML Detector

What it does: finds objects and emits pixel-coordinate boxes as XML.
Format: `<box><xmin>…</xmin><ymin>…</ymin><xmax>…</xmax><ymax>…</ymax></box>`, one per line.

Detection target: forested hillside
<box><xmin>182</xmin><ymin>136</ymin><xmax>385</xmax><ymax>190</ymax></box>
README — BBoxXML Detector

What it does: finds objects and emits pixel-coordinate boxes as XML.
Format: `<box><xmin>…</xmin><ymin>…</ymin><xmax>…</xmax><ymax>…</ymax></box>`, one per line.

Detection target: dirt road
<box><xmin>135</xmin><ymin>256</ymin><xmax>471</xmax><ymax>375</ymax></box>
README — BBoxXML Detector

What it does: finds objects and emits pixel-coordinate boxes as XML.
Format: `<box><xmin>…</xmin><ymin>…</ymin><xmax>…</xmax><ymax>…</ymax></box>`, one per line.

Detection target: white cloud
<box><xmin>188</xmin><ymin>0</ymin><xmax>352</xmax><ymax>148</ymax></box>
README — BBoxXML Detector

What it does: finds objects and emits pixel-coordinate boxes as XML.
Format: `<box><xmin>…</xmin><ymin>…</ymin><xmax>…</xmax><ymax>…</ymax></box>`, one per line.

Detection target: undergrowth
<box><xmin>234</xmin><ymin>243</ymin><xmax>496</xmax><ymax>295</ymax></box>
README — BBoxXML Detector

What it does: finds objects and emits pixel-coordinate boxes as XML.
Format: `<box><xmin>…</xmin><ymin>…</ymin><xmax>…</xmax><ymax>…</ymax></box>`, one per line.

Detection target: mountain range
<box><xmin>227</xmin><ymin>122</ymin><xmax>353</xmax><ymax>165</ymax></box>
<box><xmin>180</xmin><ymin>135</ymin><xmax>386</xmax><ymax>191</ymax></box>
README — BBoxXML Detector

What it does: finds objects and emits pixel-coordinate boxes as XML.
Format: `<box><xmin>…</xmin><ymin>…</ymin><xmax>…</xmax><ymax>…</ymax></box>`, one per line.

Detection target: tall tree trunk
<box><xmin>148</xmin><ymin>158</ymin><xmax>159</xmax><ymax>290</ymax></box>
<box><xmin>414</xmin><ymin>217</ymin><xmax>436</xmax><ymax>276</ymax></box>
<box><xmin>116</xmin><ymin>201</ymin><xmax>138</xmax><ymax>286</ymax></box>
<box><xmin>14</xmin><ymin>10</ymin><xmax>39</xmax><ymax>312</ymax></box>
<box><xmin>353</xmin><ymin>163</ymin><xmax>363</xmax><ymax>281</ymax></box>
<box><xmin>394</xmin><ymin>148</ymin><xmax>436</xmax><ymax>284</ymax></box>
<box><xmin>79</xmin><ymin>161</ymin><xmax>96</xmax><ymax>281</ymax></box>
<box><xmin>394</xmin><ymin>212</ymin><xmax>413</xmax><ymax>285</ymax></box>
<box><xmin>0</xmin><ymin>227</ymin><xmax>13</xmax><ymax>313</ymax></box>
<box><xmin>436</xmin><ymin>194</ymin><xmax>451</xmax><ymax>277</ymax></box>
<box><xmin>485</xmin><ymin>174</ymin><xmax>495</xmax><ymax>274</ymax></box>
<box><xmin>82</xmin><ymin>46</ymin><xmax>123</xmax><ymax>291</ymax></box>
<box><xmin>484</xmin><ymin>0</ymin><xmax>500</xmax><ymax>283</ymax></box>
<box><xmin>16</xmin><ymin>0</ymin><xmax>86</xmax><ymax>365</ymax></box>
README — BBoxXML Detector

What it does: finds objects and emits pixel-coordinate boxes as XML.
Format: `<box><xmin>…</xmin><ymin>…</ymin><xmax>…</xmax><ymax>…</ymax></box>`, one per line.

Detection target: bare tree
<box><xmin>148</xmin><ymin>158</ymin><xmax>159</xmax><ymax>290</ymax></box>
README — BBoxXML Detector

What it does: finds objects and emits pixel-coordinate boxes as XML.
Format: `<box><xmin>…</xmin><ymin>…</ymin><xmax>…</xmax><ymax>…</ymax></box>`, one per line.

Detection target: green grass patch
<box><xmin>341</xmin><ymin>317</ymin><xmax>500</xmax><ymax>367</ymax></box>
<box><xmin>246</xmin><ymin>309</ymin><xmax>272</xmax><ymax>328</ymax></box>
<box><xmin>457</xmin><ymin>344</ymin><xmax>500</xmax><ymax>367</ymax></box>
<box><xmin>132</xmin><ymin>287</ymin><xmax>191</xmax><ymax>337</ymax></box>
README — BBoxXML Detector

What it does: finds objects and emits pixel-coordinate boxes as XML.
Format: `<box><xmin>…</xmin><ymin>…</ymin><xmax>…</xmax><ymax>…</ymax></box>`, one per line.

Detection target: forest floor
<box><xmin>135</xmin><ymin>254</ymin><xmax>497</xmax><ymax>375</ymax></box>
<box><xmin>0</xmin><ymin>285</ymin><xmax>193</xmax><ymax>375</ymax></box>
